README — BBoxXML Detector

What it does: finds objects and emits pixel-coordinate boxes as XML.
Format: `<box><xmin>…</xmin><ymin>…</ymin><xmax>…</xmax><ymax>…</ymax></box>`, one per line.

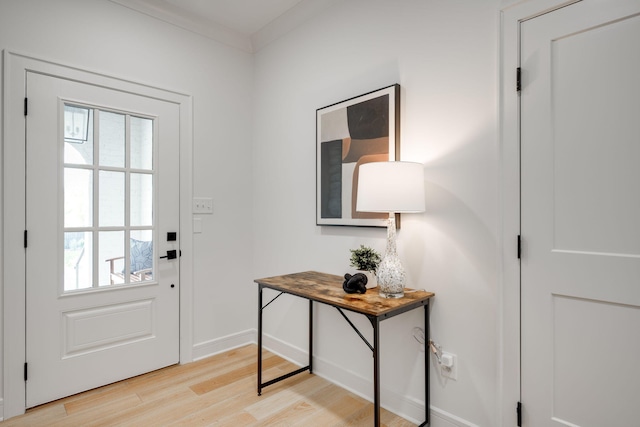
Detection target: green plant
<box><xmin>349</xmin><ymin>245</ymin><xmax>381</xmax><ymax>274</ymax></box>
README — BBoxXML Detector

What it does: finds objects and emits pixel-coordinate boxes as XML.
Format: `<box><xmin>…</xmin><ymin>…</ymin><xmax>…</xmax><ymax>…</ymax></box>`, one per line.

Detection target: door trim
<box><xmin>2</xmin><ymin>50</ymin><xmax>194</xmax><ymax>419</ymax></box>
<box><xmin>499</xmin><ymin>1</ymin><xmax>580</xmax><ymax>426</ymax></box>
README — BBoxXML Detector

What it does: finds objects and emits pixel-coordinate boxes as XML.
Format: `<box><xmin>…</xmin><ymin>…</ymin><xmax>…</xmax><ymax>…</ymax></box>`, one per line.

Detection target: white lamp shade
<box><xmin>356</xmin><ymin>161</ymin><xmax>425</xmax><ymax>213</ymax></box>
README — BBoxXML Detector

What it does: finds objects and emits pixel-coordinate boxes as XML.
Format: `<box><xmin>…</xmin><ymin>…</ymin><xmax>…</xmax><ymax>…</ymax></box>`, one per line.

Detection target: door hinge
<box><xmin>24</xmin><ymin>230</ymin><xmax>28</xmax><ymax>248</ymax></box>
<box><xmin>24</xmin><ymin>362</ymin><xmax>28</xmax><ymax>381</ymax></box>
<box><xmin>516</xmin><ymin>67</ymin><xmax>522</xmax><ymax>92</ymax></box>
<box><xmin>24</xmin><ymin>97</ymin><xmax>28</xmax><ymax>116</ymax></box>
<box><xmin>517</xmin><ymin>401</ymin><xmax>522</xmax><ymax>426</ymax></box>
<box><xmin>517</xmin><ymin>235</ymin><xmax>521</xmax><ymax>259</ymax></box>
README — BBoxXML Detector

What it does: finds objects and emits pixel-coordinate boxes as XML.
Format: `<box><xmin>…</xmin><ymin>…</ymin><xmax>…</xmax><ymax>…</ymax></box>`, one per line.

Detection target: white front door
<box><xmin>521</xmin><ymin>1</ymin><xmax>640</xmax><ymax>425</ymax></box>
<box><xmin>25</xmin><ymin>71</ymin><xmax>180</xmax><ymax>407</ymax></box>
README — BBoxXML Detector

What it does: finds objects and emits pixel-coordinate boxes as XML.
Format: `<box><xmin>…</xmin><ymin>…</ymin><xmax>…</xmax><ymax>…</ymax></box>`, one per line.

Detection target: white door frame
<box><xmin>499</xmin><ymin>1</ymin><xmax>581</xmax><ymax>426</ymax></box>
<box><xmin>2</xmin><ymin>50</ymin><xmax>194</xmax><ymax>419</ymax></box>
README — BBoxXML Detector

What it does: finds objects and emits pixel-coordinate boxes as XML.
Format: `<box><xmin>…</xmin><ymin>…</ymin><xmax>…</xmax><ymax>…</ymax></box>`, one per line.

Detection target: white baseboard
<box><xmin>430</xmin><ymin>406</ymin><xmax>480</xmax><ymax>427</ymax></box>
<box><xmin>192</xmin><ymin>329</ymin><xmax>256</xmax><ymax>361</ymax></box>
<box><xmin>191</xmin><ymin>329</ymin><xmax>476</xmax><ymax>427</ymax></box>
<box><xmin>261</xmin><ymin>332</ymin><xmax>309</xmax><ymax>366</ymax></box>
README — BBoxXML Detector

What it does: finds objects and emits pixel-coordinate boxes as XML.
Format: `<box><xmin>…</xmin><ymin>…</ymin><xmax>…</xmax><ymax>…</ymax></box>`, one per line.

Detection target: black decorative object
<box><xmin>342</xmin><ymin>273</ymin><xmax>368</xmax><ymax>294</ymax></box>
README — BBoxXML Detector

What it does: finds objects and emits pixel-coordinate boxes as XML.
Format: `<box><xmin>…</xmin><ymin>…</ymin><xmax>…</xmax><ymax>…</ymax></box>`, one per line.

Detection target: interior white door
<box><xmin>520</xmin><ymin>1</ymin><xmax>640</xmax><ymax>426</ymax></box>
<box><xmin>25</xmin><ymin>71</ymin><xmax>180</xmax><ymax>407</ymax></box>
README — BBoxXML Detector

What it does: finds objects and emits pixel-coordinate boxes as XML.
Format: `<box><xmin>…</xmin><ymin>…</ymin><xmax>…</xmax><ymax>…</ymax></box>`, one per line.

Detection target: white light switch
<box><xmin>193</xmin><ymin>197</ymin><xmax>213</xmax><ymax>214</ymax></box>
<box><xmin>193</xmin><ymin>218</ymin><xmax>202</xmax><ymax>233</ymax></box>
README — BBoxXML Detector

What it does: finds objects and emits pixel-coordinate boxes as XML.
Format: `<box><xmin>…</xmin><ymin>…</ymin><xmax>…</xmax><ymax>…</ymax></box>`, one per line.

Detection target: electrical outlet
<box><xmin>440</xmin><ymin>352</ymin><xmax>457</xmax><ymax>380</ymax></box>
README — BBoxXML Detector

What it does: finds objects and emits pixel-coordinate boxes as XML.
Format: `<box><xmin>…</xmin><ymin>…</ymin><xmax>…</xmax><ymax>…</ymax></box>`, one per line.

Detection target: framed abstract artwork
<box><xmin>316</xmin><ymin>84</ymin><xmax>400</xmax><ymax>227</ymax></box>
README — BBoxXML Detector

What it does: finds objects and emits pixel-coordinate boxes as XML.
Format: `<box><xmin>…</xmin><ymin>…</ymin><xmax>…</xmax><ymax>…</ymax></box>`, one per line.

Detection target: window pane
<box><xmin>99</xmin><ymin>111</ymin><xmax>125</xmax><ymax>167</ymax></box>
<box><xmin>64</xmin><ymin>232</ymin><xmax>93</xmax><ymax>291</ymax></box>
<box><xmin>130</xmin><ymin>231</ymin><xmax>153</xmax><ymax>282</ymax></box>
<box><xmin>99</xmin><ymin>231</ymin><xmax>124</xmax><ymax>286</ymax></box>
<box><xmin>64</xmin><ymin>168</ymin><xmax>93</xmax><ymax>227</ymax></box>
<box><xmin>131</xmin><ymin>173</ymin><xmax>153</xmax><ymax>226</ymax></box>
<box><xmin>99</xmin><ymin>171</ymin><xmax>124</xmax><ymax>227</ymax></box>
<box><xmin>131</xmin><ymin>117</ymin><xmax>153</xmax><ymax>170</ymax></box>
<box><xmin>64</xmin><ymin>105</ymin><xmax>93</xmax><ymax>165</ymax></box>
<box><xmin>62</xmin><ymin>108</ymin><xmax>158</xmax><ymax>291</ymax></box>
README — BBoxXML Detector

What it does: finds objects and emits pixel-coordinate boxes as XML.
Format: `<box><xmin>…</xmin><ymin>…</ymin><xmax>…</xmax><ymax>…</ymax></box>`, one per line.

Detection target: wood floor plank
<box><xmin>0</xmin><ymin>403</ymin><xmax>67</xmax><ymax>427</ymax></box>
<box><xmin>1</xmin><ymin>345</ymin><xmax>417</xmax><ymax>426</ymax></box>
<box><xmin>87</xmin><ymin>387</ymin><xmax>195</xmax><ymax>427</ymax></box>
<box><xmin>244</xmin><ymin>374</ymin><xmax>329</xmax><ymax>421</ymax></box>
<box><xmin>170</xmin><ymin>366</ymin><xmax>310</xmax><ymax>426</ymax></box>
<box><xmin>257</xmin><ymin>400</ymin><xmax>317</xmax><ymax>426</ymax></box>
<box><xmin>189</xmin><ymin>353</ymin><xmax>281</xmax><ymax>396</ymax></box>
<box><xmin>63</xmin><ymin>383</ymin><xmax>141</xmax><ymax>415</ymax></box>
<box><xmin>291</xmin><ymin>383</ymin><xmax>370</xmax><ymax>426</ymax></box>
<box><xmin>134</xmin><ymin>346</ymin><xmax>258</xmax><ymax>400</ymax></box>
<box><xmin>212</xmin><ymin>411</ymin><xmax>257</xmax><ymax>426</ymax></box>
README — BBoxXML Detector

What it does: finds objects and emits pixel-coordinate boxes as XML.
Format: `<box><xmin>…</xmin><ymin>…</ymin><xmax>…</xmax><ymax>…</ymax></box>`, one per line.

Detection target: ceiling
<box><xmin>110</xmin><ymin>0</ymin><xmax>340</xmax><ymax>52</ymax></box>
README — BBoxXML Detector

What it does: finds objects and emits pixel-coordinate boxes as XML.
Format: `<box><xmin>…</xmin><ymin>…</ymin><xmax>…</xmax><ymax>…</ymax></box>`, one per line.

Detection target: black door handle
<box><xmin>160</xmin><ymin>250</ymin><xmax>177</xmax><ymax>260</ymax></box>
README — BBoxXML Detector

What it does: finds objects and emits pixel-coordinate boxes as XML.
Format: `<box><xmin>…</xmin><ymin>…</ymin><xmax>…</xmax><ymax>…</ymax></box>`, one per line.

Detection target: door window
<box><xmin>63</xmin><ymin>103</ymin><xmax>155</xmax><ymax>291</ymax></box>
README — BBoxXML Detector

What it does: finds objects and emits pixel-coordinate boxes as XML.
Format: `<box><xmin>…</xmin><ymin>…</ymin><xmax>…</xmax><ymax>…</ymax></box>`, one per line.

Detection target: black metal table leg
<box><xmin>373</xmin><ymin>316</ymin><xmax>381</xmax><ymax>427</ymax></box>
<box><xmin>419</xmin><ymin>303</ymin><xmax>430</xmax><ymax>426</ymax></box>
<box><xmin>309</xmin><ymin>300</ymin><xmax>313</xmax><ymax>373</ymax></box>
<box><xmin>257</xmin><ymin>284</ymin><xmax>263</xmax><ymax>396</ymax></box>
<box><xmin>256</xmin><ymin>288</ymin><xmax>312</xmax><ymax>394</ymax></box>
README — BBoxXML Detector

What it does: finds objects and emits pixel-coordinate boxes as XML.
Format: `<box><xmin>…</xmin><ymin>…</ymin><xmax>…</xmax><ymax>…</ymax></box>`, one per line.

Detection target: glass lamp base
<box><xmin>378</xmin><ymin>289</ymin><xmax>404</xmax><ymax>298</ymax></box>
<box><xmin>376</xmin><ymin>214</ymin><xmax>406</xmax><ymax>298</ymax></box>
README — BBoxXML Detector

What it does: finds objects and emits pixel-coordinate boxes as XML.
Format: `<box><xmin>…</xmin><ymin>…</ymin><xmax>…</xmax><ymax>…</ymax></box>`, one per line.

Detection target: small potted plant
<box><xmin>349</xmin><ymin>245</ymin><xmax>381</xmax><ymax>288</ymax></box>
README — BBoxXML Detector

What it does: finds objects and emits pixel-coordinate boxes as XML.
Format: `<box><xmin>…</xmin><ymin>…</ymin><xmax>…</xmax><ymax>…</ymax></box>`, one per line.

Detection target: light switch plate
<box><xmin>193</xmin><ymin>197</ymin><xmax>213</xmax><ymax>214</ymax></box>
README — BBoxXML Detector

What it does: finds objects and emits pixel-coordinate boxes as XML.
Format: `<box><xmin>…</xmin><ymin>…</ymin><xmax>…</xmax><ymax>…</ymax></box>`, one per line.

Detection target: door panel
<box><xmin>62</xmin><ymin>299</ymin><xmax>156</xmax><ymax>357</ymax></box>
<box><xmin>520</xmin><ymin>1</ymin><xmax>640</xmax><ymax>426</ymax></box>
<box><xmin>26</xmin><ymin>72</ymin><xmax>180</xmax><ymax>407</ymax></box>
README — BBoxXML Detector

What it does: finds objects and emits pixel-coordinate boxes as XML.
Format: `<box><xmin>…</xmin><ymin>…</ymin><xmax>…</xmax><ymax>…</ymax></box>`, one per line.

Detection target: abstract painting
<box><xmin>316</xmin><ymin>84</ymin><xmax>400</xmax><ymax>227</ymax></box>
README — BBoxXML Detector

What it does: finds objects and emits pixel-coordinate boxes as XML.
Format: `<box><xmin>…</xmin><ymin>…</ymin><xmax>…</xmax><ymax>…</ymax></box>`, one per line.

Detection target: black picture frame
<box><xmin>316</xmin><ymin>84</ymin><xmax>400</xmax><ymax>227</ymax></box>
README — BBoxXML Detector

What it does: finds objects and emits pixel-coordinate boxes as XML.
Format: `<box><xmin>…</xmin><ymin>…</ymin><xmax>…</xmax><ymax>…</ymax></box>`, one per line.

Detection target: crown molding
<box><xmin>110</xmin><ymin>0</ymin><xmax>343</xmax><ymax>53</ymax></box>
<box><xmin>251</xmin><ymin>0</ymin><xmax>345</xmax><ymax>52</ymax></box>
<box><xmin>109</xmin><ymin>0</ymin><xmax>253</xmax><ymax>53</ymax></box>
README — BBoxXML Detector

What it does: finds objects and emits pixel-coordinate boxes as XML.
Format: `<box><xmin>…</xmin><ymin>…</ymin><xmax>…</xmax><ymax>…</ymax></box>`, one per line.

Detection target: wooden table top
<box><xmin>254</xmin><ymin>271</ymin><xmax>434</xmax><ymax>319</ymax></box>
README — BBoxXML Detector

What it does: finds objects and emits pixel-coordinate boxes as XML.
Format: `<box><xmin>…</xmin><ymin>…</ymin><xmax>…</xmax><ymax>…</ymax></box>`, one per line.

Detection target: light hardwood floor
<box><xmin>1</xmin><ymin>344</ymin><xmax>416</xmax><ymax>426</ymax></box>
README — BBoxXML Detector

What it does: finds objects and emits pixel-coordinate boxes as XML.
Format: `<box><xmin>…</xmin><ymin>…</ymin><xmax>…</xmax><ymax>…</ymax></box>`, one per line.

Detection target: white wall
<box><xmin>252</xmin><ymin>0</ymin><xmax>500</xmax><ymax>425</ymax></box>
<box><xmin>1</xmin><ymin>0</ymin><xmax>504</xmax><ymax>424</ymax></box>
<box><xmin>0</xmin><ymin>0</ymin><xmax>255</xmax><ymax>406</ymax></box>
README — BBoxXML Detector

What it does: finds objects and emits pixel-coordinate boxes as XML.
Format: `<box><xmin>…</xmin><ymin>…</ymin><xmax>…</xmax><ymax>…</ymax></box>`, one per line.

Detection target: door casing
<box><xmin>499</xmin><ymin>1</ymin><xmax>582</xmax><ymax>426</ymax></box>
<box><xmin>2</xmin><ymin>50</ymin><xmax>194</xmax><ymax>419</ymax></box>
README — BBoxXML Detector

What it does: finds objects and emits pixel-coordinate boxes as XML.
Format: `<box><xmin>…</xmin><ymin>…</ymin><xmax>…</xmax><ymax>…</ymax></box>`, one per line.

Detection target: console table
<box><xmin>254</xmin><ymin>271</ymin><xmax>434</xmax><ymax>426</ymax></box>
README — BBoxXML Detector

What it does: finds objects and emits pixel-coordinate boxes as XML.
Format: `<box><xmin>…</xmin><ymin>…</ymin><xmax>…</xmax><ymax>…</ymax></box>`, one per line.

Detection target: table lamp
<box><xmin>356</xmin><ymin>161</ymin><xmax>425</xmax><ymax>298</ymax></box>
